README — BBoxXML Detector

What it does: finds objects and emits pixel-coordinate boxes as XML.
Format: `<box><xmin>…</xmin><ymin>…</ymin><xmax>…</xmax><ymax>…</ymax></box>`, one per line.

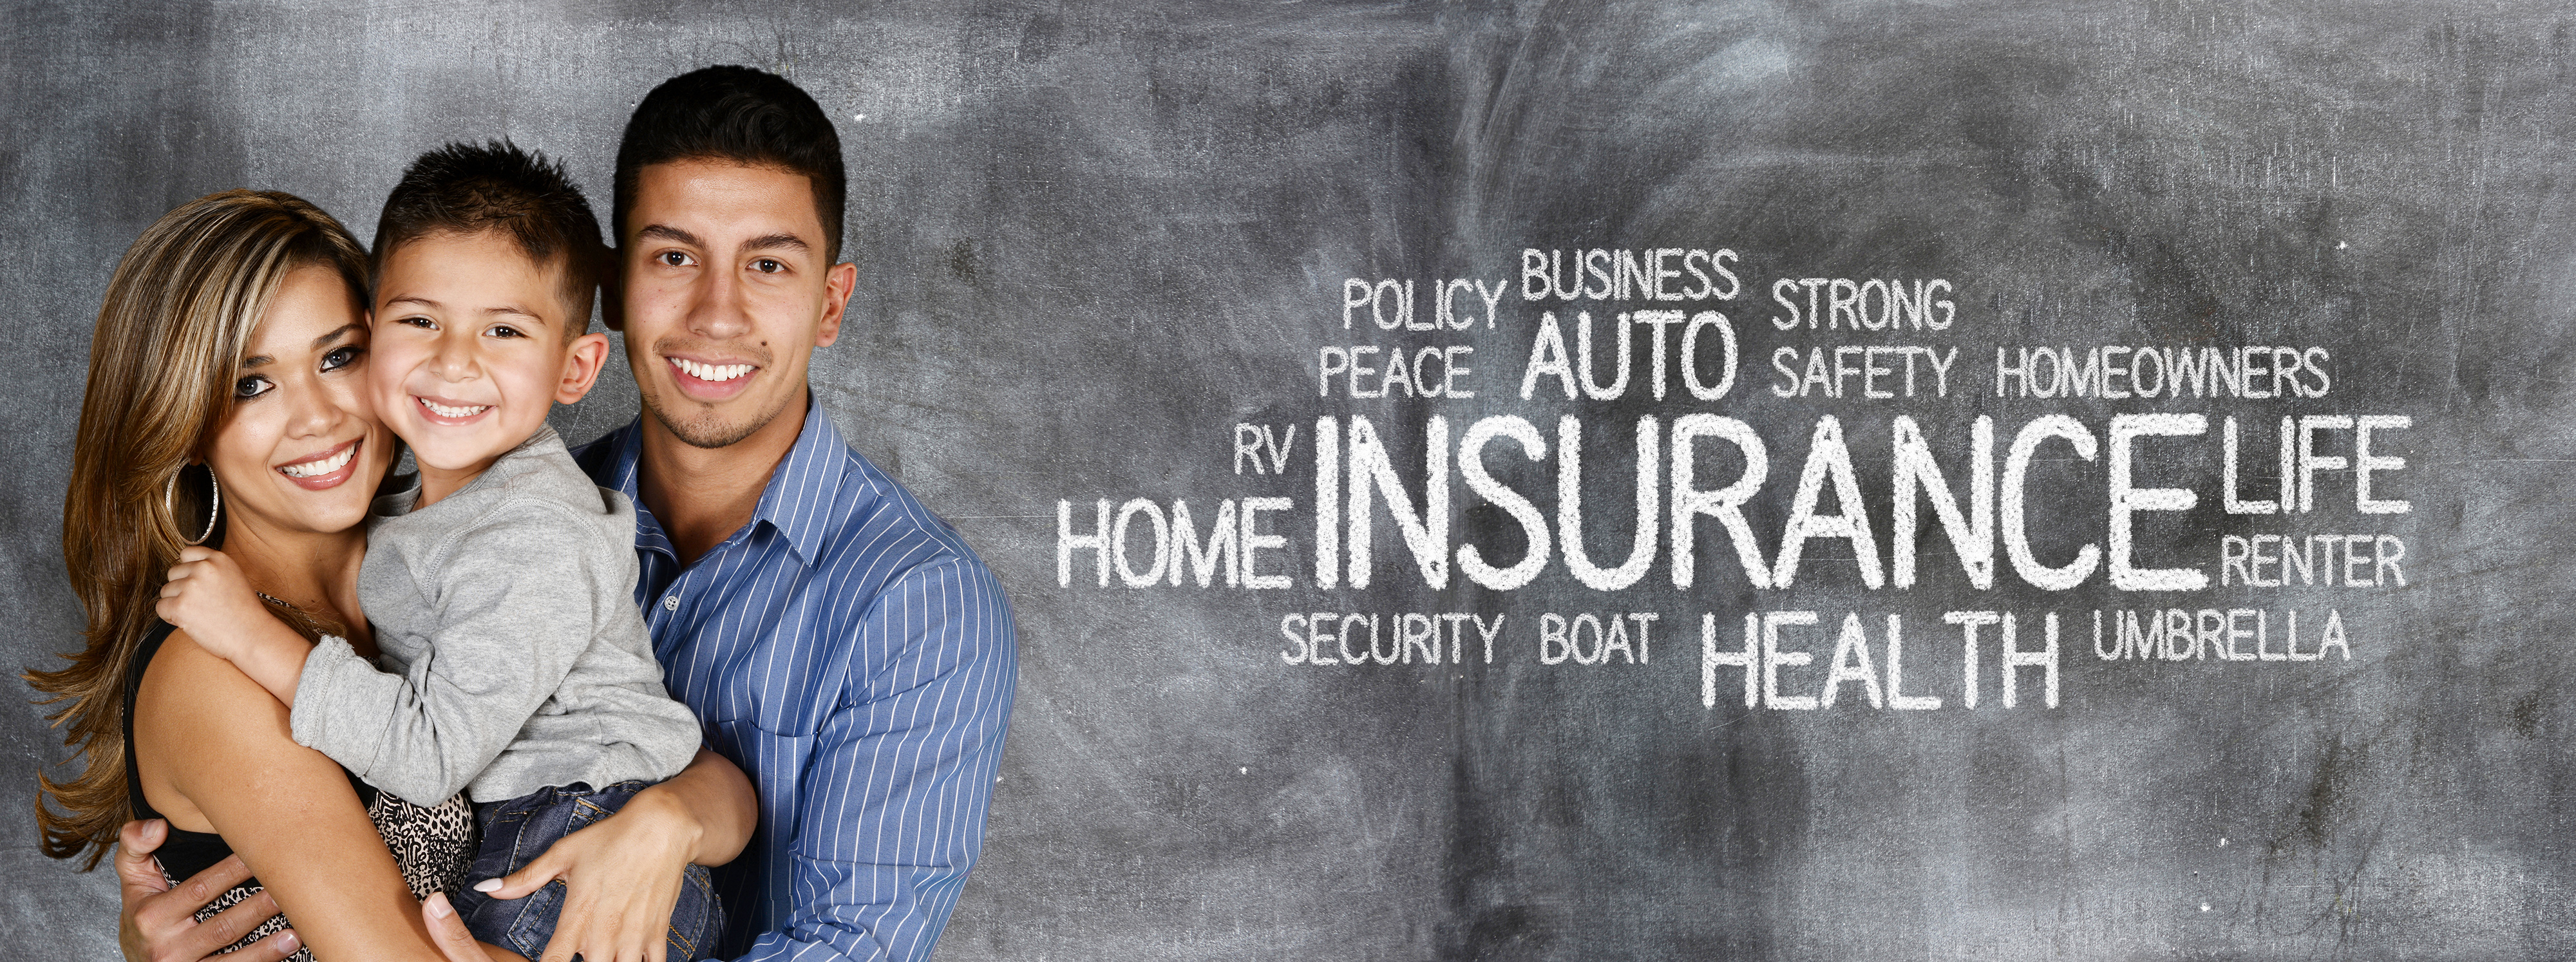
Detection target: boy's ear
<box><xmin>554</xmin><ymin>332</ymin><xmax>613</xmax><ymax>405</ymax></box>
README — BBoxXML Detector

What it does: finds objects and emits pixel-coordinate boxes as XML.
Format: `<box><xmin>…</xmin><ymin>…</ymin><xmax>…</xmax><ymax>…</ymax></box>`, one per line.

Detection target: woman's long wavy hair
<box><xmin>26</xmin><ymin>189</ymin><xmax>369</xmax><ymax>869</ymax></box>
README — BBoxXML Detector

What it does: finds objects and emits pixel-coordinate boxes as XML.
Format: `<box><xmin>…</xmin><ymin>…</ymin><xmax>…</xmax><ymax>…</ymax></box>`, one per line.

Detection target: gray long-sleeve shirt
<box><xmin>289</xmin><ymin>426</ymin><xmax>701</xmax><ymax>806</ymax></box>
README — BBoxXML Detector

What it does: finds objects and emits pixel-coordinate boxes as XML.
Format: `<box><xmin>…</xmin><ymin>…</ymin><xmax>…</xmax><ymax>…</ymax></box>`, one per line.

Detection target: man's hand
<box><xmin>471</xmin><ymin>788</ymin><xmax>705</xmax><ymax>962</ymax></box>
<box><xmin>117</xmin><ymin>818</ymin><xmax>300</xmax><ymax>962</ymax></box>
<box><xmin>155</xmin><ymin>547</ymin><xmax>274</xmax><ymax>665</ymax></box>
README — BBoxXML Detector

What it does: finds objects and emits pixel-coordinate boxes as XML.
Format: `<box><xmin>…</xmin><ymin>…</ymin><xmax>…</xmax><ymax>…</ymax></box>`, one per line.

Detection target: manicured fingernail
<box><xmin>276</xmin><ymin>931</ymin><xmax>299</xmax><ymax>950</ymax></box>
<box><xmin>427</xmin><ymin>892</ymin><xmax>453</xmax><ymax>918</ymax></box>
<box><xmin>474</xmin><ymin>878</ymin><xmax>503</xmax><ymax>892</ymax></box>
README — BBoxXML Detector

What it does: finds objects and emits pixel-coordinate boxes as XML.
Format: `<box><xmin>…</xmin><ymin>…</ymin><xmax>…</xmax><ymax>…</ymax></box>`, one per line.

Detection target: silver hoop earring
<box><xmin>164</xmin><ymin>465</ymin><xmax>220</xmax><ymax>546</ymax></box>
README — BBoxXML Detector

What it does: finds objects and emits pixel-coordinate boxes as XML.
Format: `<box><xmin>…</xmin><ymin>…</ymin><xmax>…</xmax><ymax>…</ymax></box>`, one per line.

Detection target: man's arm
<box><xmin>739</xmin><ymin>558</ymin><xmax>1018</xmax><ymax>961</ymax></box>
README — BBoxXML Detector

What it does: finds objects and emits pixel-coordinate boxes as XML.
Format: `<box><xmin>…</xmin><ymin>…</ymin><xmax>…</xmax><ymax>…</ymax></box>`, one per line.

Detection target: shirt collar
<box><xmin>601</xmin><ymin>394</ymin><xmax>854</xmax><ymax>568</ymax></box>
<box><xmin>750</xmin><ymin>397</ymin><xmax>856</xmax><ymax>566</ymax></box>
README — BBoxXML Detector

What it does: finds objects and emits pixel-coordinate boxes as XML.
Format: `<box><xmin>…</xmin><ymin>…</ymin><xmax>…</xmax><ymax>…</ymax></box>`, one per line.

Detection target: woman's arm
<box><xmin>132</xmin><ymin>630</ymin><xmax>477</xmax><ymax>962</ymax></box>
<box><xmin>459</xmin><ymin>748</ymin><xmax>757</xmax><ymax>961</ymax></box>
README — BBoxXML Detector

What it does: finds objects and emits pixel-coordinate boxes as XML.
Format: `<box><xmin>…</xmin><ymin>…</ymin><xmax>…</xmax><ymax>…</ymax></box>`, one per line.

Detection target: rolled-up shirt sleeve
<box><xmin>735</xmin><ymin>558</ymin><xmax>1018</xmax><ymax>962</ymax></box>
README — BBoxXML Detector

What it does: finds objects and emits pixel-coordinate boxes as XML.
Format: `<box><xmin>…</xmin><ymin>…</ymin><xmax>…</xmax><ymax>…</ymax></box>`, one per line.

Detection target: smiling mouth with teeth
<box><xmin>279</xmin><ymin>441</ymin><xmax>357</xmax><ymax>478</ymax></box>
<box><xmin>417</xmin><ymin>397</ymin><xmax>492</xmax><ymax>419</ymax></box>
<box><xmin>673</xmin><ymin>358</ymin><xmax>755</xmax><ymax>382</ymax></box>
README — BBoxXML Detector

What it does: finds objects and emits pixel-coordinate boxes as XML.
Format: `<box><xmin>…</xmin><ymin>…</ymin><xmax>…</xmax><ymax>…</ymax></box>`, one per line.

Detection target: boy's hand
<box><xmin>157</xmin><ymin>547</ymin><xmax>314</xmax><ymax>706</ymax></box>
<box><xmin>156</xmin><ymin>547</ymin><xmax>272</xmax><ymax>663</ymax></box>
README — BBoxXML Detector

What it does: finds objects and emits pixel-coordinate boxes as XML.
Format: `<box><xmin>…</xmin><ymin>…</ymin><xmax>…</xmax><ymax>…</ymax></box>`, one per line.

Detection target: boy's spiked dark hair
<box><xmin>614</xmin><ymin>65</ymin><xmax>846</xmax><ymax>259</ymax></box>
<box><xmin>371</xmin><ymin>140</ymin><xmax>607</xmax><ymax>337</ymax></box>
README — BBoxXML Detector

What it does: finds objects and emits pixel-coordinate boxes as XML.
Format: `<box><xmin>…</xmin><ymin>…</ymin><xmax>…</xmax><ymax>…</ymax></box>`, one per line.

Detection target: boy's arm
<box><xmin>736</xmin><ymin>558</ymin><xmax>1018</xmax><ymax>962</ymax></box>
<box><xmin>289</xmin><ymin>503</ymin><xmax>605</xmax><ymax>806</ymax></box>
<box><xmin>156</xmin><ymin>546</ymin><xmax>317</xmax><ymax>705</ymax></box>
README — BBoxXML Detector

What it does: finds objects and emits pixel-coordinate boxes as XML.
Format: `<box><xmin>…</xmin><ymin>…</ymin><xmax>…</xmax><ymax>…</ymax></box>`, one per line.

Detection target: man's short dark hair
<box><xmin>371</xmin><ymin>140</ymin><xmax>606</xmax><ymax>338</ymax></box>
<box><xmin>614</xmin><ymin>65</ymin><xmax>846</xmax><ymax>260</ymax></box>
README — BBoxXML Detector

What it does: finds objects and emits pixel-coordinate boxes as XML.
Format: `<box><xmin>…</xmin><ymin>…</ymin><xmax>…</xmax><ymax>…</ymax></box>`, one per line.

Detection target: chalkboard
<box><xmin>8</xmin><ymin>2</ymin><xmax>2574</xmax><ymax>959</ymax></box>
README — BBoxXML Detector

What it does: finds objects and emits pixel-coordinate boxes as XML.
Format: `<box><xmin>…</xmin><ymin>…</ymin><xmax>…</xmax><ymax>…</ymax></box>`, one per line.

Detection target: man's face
<box><xmin>616</xmin><ymin>158</ymin><xmax>855</xmax><ymax>449</ymax></box>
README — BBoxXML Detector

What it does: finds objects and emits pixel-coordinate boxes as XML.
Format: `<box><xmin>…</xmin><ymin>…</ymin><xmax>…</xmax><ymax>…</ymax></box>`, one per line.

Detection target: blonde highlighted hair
<box><xmin>26</xmin><ymin>189</ymin><xmax>368</xmax><ymax>868</ymax></box>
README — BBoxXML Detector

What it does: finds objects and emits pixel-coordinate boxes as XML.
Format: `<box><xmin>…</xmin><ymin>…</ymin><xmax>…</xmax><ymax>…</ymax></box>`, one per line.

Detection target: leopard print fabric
<box><xmin>368</xmin><ymin>788</ymin><xmax>477</xmax><ymax>898</ymax></box>
<box><xmin>167</xmin><ymin>789</ymin><xmax>475</xmax><ymax>957</ymax></box>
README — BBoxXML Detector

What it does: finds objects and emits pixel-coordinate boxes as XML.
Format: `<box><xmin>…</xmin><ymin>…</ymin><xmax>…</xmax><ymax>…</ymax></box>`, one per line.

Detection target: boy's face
<box><xmin>615</xmin><ymin>158</ymin><xmax>855</xmax><ymax>449</ymax></box>
<box><xmin>369</xmin><ymin>231</ymin><xmax>608</xmax><ymax>475</ymax></box>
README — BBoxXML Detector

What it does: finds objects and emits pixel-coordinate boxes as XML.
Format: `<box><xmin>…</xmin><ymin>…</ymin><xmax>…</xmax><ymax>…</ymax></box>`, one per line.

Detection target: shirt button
<box><xmin>663</xmin><ymin>595</ymin><xmax>680</xmax><ymax>611</ymax></box>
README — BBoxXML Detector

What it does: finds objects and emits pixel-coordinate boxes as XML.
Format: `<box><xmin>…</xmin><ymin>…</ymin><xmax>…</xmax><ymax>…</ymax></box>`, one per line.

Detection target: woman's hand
<box><xmin>421</xmin><ymin>893</ymin><xmax>531</xmax><ymax>962</ymax></box>
<box><xmin>471</xmin><ymin>749</ymin><xmax>755</xmax><ymax>962</ymax></box>
<box><xmin>155</xmin><ymin>547</ymin><xmax>272</xmax><ymax>664</ymax></box>
<box><xmin>115</xmin><ymin>819</ymin><xmax>301</xmax><ymax>962</ymax></box>
<box><xmin>471</xmin><ymin>786</ymin><xmax>701</xmax><ymax>962</ymax></box>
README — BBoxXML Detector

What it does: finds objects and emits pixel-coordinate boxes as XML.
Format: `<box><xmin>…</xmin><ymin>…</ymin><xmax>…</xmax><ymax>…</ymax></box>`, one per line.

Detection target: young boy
<box><xmin>159</xmin><ymin>141</ymin><xmax>721</xmax><ymax>958</ymax></box>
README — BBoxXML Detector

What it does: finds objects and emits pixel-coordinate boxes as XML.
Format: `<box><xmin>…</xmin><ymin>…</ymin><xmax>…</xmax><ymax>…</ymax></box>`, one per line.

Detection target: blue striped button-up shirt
<box><xmin>573</xmin><ymin>400</ymin><xmax>1018</xmax><ymax>961</ymax></box>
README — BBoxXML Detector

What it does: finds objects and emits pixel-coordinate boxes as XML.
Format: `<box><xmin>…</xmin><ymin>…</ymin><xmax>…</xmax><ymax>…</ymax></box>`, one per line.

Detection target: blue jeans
<box><xmin>448</xmin><ymin>781</ymin><xmax>724</xmax><ymax>960</ymax></box>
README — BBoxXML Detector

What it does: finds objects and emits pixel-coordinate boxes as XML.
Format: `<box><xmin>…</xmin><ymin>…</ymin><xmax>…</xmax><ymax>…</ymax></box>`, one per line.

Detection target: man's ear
<box><xmin>815</xmin><ymin>261</ymin><xmax>857</xmax><ymax>347</ymax></box>
<box><xmin>598</xmin><ymin>245</ymin><xmax>629</xmax><ymax>332</ymax></box>
<box><xmin>554</xmin><ymin>332</ymin><xmax>613</xmax><ymax>404</ymax></box>
<box><xmin>598</xmin><ymin>250</ymin><xmax>626</xmax><ymax>332</ymax></box>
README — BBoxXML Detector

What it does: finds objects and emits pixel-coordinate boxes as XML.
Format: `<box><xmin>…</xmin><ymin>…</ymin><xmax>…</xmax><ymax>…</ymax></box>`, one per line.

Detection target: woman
<box><xmin>32</xmin><ymin>190</ymin><xmax>753</xmax><ymax>962</ymax></box>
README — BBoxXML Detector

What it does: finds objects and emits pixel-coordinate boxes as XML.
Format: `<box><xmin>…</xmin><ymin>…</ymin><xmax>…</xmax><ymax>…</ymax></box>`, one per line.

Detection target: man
<box><xmin>117</xmin><ymin>66</ymin><xmax>1018</xmax><ymax>962</ymax></box>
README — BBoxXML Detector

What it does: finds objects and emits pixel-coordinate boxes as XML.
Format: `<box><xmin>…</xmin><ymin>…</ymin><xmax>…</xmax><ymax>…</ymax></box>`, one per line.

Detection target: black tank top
<box><xmin>121</xmin><ymin>621</ymin><xmax>477</xmax><ymax>954</ymax></box>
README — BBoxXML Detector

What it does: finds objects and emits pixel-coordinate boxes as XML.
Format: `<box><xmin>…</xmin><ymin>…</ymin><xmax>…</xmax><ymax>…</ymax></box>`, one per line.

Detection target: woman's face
<box><xmin>200</xmin><ymin>263</ymin><xmax>392</xmax><ymax>541</ymax></box>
